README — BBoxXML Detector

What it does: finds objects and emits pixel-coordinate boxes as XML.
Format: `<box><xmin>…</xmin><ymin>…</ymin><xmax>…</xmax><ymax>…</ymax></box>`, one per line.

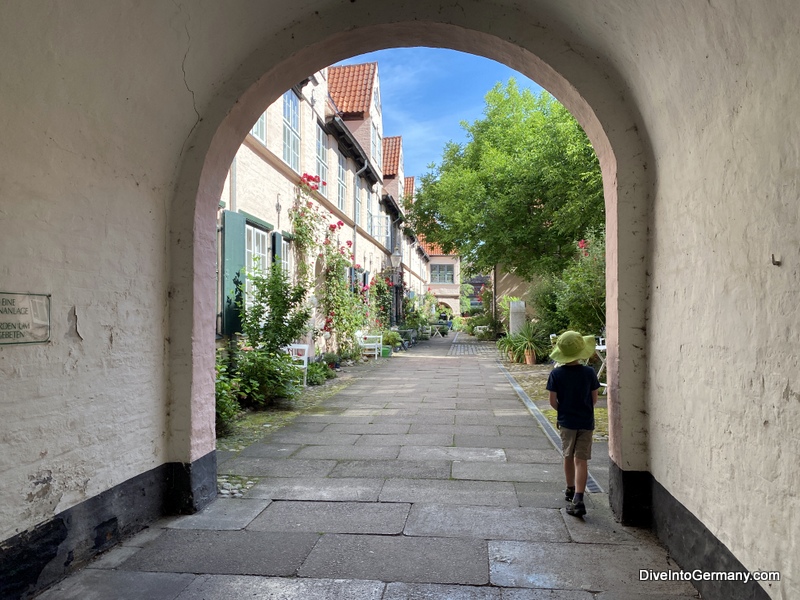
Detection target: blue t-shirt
<box><xmin>546</xmin><ymin>364</ymin><xmax>600</xmax><ymax>430</ymax></box>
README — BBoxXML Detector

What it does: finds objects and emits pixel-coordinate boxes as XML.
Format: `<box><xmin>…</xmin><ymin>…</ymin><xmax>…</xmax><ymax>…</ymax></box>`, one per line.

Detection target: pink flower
<box><xmin>337</xmin><ymin>220</ymin><xmax>344</xmax><ymax>227</ymax></box>
<box><xmin>355</xmin><ymin>264</ymin><xmax>361</xmax><ymax>270</ymax></box>
<box><xmin>578</xmin><ymin>239</ymin><xmax>588</xmax><ymax>249</ymax></box>
<box><xmin>346</xmin><ymin>240</ymin><xmax>352</xmax><ymax>248</ymax></box>
<box><xmin>306</xmin><ymin>201</ymin><xmax>313</xmax><ymax>208</ymax></box>
<box><xmin>329</xmin><ymin>224</ymin><xmax>337</xmax><ymax>231</ymax></box>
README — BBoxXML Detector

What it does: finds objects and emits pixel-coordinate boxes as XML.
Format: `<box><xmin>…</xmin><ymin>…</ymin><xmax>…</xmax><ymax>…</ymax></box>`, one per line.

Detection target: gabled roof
<box><xmin>383</xmin><ymin>136</ymin><xmax>402</xmax><ymax>178</ymax></box>
<box><xmin>404</xmin><ymin>176</ymin><xmax>415</xmax><ymax>200</ymax></box>
<box><xmin>328</xmin><ymin>62</ymin><xmax>377</xmax><ymax>119</ymax></box>
<box><xmin>419</xmin><ymin>236</ymin><xmax>451</xmax><ymax>257</ymax></box>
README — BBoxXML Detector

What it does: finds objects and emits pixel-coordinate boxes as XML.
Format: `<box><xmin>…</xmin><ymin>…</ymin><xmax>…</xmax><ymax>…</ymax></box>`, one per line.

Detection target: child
<box><xmin>546</xmin><ymin>331</ymin><xmax>600</xmax><ymax>517</ymax></box>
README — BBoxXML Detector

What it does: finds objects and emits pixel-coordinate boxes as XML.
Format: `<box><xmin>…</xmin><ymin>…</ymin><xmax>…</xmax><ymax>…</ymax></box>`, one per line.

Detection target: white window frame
<box><xmin>367</xmin><ymin>189</ymin><xmax>374</xmax><ymax>236</ymax></box>
<box><xmin>371</xmin><ymin>123</ymin><xmax>382</xmax><ymax>168</ymax></box>
<box><xmin>431</xmin><ymin>264</ymin><xmax>454</xmax><ymax>284</ymax></box>
<box><xmin>337</xmin><ymin>152</ymin><xmax>347</xmax><ymax>211</ymax></box>
<box><xmin>282</xmin><ymin>91</ymin><xmax>300</xmax><ymax>172</ymax></box>
<box><xmin>281</xmin><ymin>237</ymin><xmax>293</xmax><ymax>278</ymax></box>
<box><xmin>250</xmin><ymin>112</ymin><xmax>266</xmax><ymax>144</ymax></box>
<box><xmin>385</xmin><ymin>213</ymin><xmax>391</xmax><ymax>249</ymax></box>
<box><xmin>245</xmin><ymin>223</ymin><xmax>270</xmax><ymax>303</ymax></box>
<box><xmin>315</xmin><ymin>123</ymin><xmax>329</xmax><ymax>198</ymax></box>
<box><xmin>355</xmin><ymin>178</ymin><xmax>363</xmax><ymax>227</ymax></box>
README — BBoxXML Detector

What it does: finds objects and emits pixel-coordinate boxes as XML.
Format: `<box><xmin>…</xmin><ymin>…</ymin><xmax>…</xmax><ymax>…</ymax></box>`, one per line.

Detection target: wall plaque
<box><xmin>0</xmin><ymin>292</ymin><xmax>51</xmax><ymax>345</ymax></box>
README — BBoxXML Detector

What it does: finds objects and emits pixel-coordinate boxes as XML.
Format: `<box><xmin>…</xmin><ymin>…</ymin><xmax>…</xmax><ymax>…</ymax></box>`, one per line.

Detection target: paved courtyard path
<box><xmin>37</xmin><ymin>335</ymin><xmax>698</xmax><ymax>599</ymax></box>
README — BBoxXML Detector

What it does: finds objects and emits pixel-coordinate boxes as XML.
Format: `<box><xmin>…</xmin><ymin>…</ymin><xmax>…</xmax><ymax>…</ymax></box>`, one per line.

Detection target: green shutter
<box><xmin>271</xmin><ymin>231</ymin><xmax>283</xmax><ymax>266</ymax></box>
<box><xmin>222</xmin><ymin>210</ymin><xmax>246</xmax><ymax>335</ymax></box>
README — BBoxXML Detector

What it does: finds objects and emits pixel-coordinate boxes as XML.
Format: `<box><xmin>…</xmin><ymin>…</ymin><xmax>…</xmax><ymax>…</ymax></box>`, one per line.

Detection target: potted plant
<box><xmin>496</xmin><ymin>335</ymin><xmax>515</xmax><ymax>362</ymax></box>
<box><xmin>512</xmin><ymin>321</ymin><xmax>547</xmax><ymax>365</ymax></box>
<box><xmin>322</xmin><ymin>352</ymin><xmax>340</xmax><ymax>369</ymax></box>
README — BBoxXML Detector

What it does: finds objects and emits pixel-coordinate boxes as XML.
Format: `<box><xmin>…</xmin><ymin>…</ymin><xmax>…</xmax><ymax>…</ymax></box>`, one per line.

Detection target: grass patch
<box><xmin>217</xmin><ymin>379</ymin><xmax>351</xmax><ymax>452</ymax></box>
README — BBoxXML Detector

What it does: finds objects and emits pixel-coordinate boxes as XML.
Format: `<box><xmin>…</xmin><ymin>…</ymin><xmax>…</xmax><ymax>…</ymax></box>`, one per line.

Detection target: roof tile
<box><xmin>328</xmin><ymin>63</ymin><xmax>377</xmax><ymax>118</ymax></box>
<box><xmin>383</xmin><ymin>136</ymin><xmax>402</xmax><ymax>177</ymax></box>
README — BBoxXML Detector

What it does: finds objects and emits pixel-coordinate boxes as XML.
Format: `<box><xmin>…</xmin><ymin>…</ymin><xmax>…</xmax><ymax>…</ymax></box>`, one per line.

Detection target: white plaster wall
<box><xmin>2</xmin><ymin>2</ymin><xmax>797</xmax><ymax>596</ymax></box>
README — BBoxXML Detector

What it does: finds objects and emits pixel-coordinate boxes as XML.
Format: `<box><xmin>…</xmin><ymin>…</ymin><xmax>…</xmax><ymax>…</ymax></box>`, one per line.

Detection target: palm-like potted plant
<box><xmin>512</xmin><ymin>321</ymin><xmax>547</xmax><ymax>365</ymax></box>
<box><xmin>496</xmin><ymin>335</ymin><xmax>515</xmax><ymax>362</ymax></box>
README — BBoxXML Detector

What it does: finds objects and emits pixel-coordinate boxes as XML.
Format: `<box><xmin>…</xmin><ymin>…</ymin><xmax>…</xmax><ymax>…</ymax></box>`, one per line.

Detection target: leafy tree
<box><xmin>405</xmin><ymin>80</ymin><xmax>603</xmax><ymax>280</ymax></box>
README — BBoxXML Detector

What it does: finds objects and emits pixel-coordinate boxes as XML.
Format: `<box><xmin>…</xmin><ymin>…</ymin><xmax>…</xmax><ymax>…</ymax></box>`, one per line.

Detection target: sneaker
<box><xmin>566</xmin><ymin>500</ymin><xmax>586</xmax><ymax>517</ymax></box>
<box><xmin>564</xmin><ymin>487</ymin><xmax>575</xmax><ymax>502</ymax></box>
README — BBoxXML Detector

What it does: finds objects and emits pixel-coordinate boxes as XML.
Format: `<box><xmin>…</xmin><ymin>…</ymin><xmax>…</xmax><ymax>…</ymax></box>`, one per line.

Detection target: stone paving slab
<box><xmin>174</xmin><ymin>575</ymin><xmax>386</xmax><ymax>600</ymax></box>
<box><xmin>404</xmin><ymin>505</ymin><xmax>570</xmax><ymax>542</ymax></box>
<box><xmin>455</xmin><ymin>435</ymin><xmax>554</xmax><ymax>449</ymax></box>
<box><xmin>323</xmin><ymin>422</ymin><xmax>411</xmax><ymax>434</ymax></box>
<box><xmin>489</xmin><ymin>541</ymin><xmax>697</xmax><ymax>595</ymax></box>
<box><xmin>264</xmin><ymin>432</ymin><xmax>361</xmax><ymax>445</ymax></box>
<box><xmin>372</xmin><ymin>413</ymin><xmax>456</xmax><ymax>424</ymax></box>
<box><xmin>379</xmin><ymin>479</ymin><xmax>519</xmax><ymax>506</ymax></box>
<box><xmin>238</xmin><ymin>443</ymin><xmax>302</xmax><ymax>459</ymax></box>
<box><xmin>504</xmin><ymin>448</ymin><xmax>562</xmax><ymax>464</ymax></box>
<box><xmin>247</xmin><ymin>500</ymin><xmax>410</xmax><ymax>534</ymax></box>
<box><xmin>221</xmin><ymin>457</ymin><xmax>337</xmax><ymax>477</ymax></box>
<box><xmin>355</xmin><ymin>433</ymin><xmax>455</xmax><ymax>446</ymax></box>
<box><xmin>292</xmin><ymin>444</ymin><xmax>401</xmax><ymax>460</ymax></box>
<box><xmin>294</xmin><ymin>414</ymin><xmax>373</xmax><ymax>423</ymax></box>
<box><xmin>383</xmin><ymin>583</ymin><xmax>596</xmax><ymax>600</ymax></box>
<box><xmin>120</xmin><ymin>530</ymin><xmax>320</xmax><ymax>576</ymax></box>
<box><xmin>452</xmin><ymin>461</ymin><xmax>563</xmax><ymax>483</ymax></box>
<box><xmin>298</xmin><ymin>534</ymin><xmax>488</xmax><ymax>585</ymax></box>
<box><xmin>329</xmin><ymin>459</ymin><xmax>452</xmax><ymax>479</ymax></box>
<box><xmin>560</xmin><ymin>496</ymin><xmax>643</xmax><ymax>544</ymax></box>
<box><xmin>514</xmin><ymin>483</ymin><xmax>569</xmax><ymax>509</ymax></box>
<box><xmin>409</xmin><ymin>424</ymin><xmax>501</xmax><ymax>436</ymax></box>
<box><xmin>167</xmin><ymin>498</ymin><xmax>270</xmax><ymax>530</ymax></box>
<box><xmin>398</xmin><ymin>446</ymin><xmax>507</xmax><ymax>462</ymax></box>
<box><xmin>35</xmin><ymin>569</ymin><xmax>196</xmax><ymax>600</ymax></box>
<box><xmin>245</xmin><ymin>477</ymin><xmax>384</xmax><ymax>501</ymax></box>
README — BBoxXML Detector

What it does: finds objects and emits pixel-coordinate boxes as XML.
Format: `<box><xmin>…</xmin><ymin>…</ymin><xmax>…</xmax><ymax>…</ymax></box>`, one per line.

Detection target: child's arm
<box><xmin>591</xmin><ymin>388</ymin><xmax>599</xmax><ymax>406</ymax></box>
<box><xmin>549</xmin><ymin>391</ymin><xmax>559</xmax><ymax>411</ymax></box>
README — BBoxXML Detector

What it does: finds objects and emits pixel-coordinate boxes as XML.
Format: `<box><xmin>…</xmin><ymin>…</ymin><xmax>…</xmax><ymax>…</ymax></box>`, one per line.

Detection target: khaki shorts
<box><xmin>560</xmin><ymin>427</ymin><xmax>593</xmax><ymax>460</ymax></box>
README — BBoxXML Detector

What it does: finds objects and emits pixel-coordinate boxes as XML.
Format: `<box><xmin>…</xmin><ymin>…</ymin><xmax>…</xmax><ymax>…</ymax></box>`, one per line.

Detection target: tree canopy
<box><xmin>405</xmin><ymin>80</ymin><xmax>604</xmax><ymax>280</ymax></box>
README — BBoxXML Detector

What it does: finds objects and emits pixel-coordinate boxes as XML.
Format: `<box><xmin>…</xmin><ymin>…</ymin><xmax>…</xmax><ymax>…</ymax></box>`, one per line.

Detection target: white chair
<box><xmin>284</xmin><ymin>344</ymin><xmax>310</xmax><ymax>386</ymax></box>
<box><xmin>357</xmin><ymin>331</ymin><xmax>382</xmax><ymax>359</ymax></box>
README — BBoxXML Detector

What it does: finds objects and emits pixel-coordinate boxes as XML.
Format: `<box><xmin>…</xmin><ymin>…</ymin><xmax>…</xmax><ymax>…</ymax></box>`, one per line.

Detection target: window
<box><xmin>385</xmin><ymin>214</ymin><xmax>391</xmax><ymax>249</ymax></box>
<box><xmin>250</xmin><ymin>112</ymin><xmax>266</xmax><ymax>144</ymax></box>
<box><xmin>371</xmin><ymin>123</ymin><xmax>382</xmax><ymax>168</ymax></box>
<box><xmin>430</xmin><ymin>264</ymin><xmax>454</xmax><ymax>284</ymax></box>
<box><xmin>282</xmin><ymin>237</ymin><xmax>293</xmax><ymax>278</ymax></box>
<box><xmin>245</xmin><ymin>223</ymin><xmax>270</xmax><ymax>302</ymax></box>
<box><xmin>373</xmin><ymin>85</ymin><xmax>381</xmax><ymax>114</ymax></box>
<box><xmin>355</xmin><ymin>178</ymin><xmax>363</xmax><ymax>226</ymax></box>
<box><xmin>282</xmin><ymin>91</ymin><xmax>300</xmax><ymax>172</ymax></box>
<box><xmin>316</xmin><ymin>124</ymin><xmax>328</xmax><ymax>197</ymax></box>
<box><xmin>367</xmin><ymin>189</ymin><xmax>374</xmax><ymax>236</ymax></box>
<box><xmin>337</xmin><ymin>152</ymin><xmax>347</xmax><ymax>211</ymax></box>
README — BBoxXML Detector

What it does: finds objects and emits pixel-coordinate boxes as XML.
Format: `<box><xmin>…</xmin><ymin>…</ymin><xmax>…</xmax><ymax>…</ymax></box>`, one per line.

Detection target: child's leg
<box><xmin>564</xmin><ymin>456</ymin><xmax>575</xmax><ymax>488</ymax></box>
<box><xmin>574</xmin><ymin>457</ymin><xmax>588</xmax><ymax>494</ymax></box>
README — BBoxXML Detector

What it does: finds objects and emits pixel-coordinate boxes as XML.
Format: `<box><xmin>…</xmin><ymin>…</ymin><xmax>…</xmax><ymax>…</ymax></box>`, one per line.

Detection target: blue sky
<box><xmin>335</xmin><ymin>48</ymin><xmax>543</xmax><ymax>184</ymax></box>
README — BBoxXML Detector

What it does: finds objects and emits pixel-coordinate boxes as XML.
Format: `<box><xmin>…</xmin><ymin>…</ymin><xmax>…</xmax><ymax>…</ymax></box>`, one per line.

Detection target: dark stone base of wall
<box><xmin>609</xmin><ymin>461</ymin><xmax>772</xmax><ymax>600</ymax></box>
<box><xmin>0</xmin><ymin>451</ymin><xmax>216</xmax><ymax>600</ymax></box>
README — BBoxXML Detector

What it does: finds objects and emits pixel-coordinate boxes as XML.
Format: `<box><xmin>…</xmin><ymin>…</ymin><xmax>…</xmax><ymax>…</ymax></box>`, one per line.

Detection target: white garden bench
<box><xmin>356</xmin><ymin>331</ymin><xmax>383</xmax><ymax>359</ymax></box>
<box><xmin>283</xmin><ymin>343</ymin><xmax>310</xmax><ymax>386</ymax></box>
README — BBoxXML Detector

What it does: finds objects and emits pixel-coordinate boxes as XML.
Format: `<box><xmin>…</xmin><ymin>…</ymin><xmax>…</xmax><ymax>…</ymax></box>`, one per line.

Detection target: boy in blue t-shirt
<box><xmin>546</xmin><ymin>331</ymin><xmax>600</xmax><ymax>517</ymax></box>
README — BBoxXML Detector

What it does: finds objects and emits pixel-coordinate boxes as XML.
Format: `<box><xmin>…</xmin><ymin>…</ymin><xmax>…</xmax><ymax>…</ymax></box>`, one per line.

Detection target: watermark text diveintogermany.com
<box><xmin>640</xmin><ymin>569</ymin><xmax>780</xmax><ymax>584</ymax></box>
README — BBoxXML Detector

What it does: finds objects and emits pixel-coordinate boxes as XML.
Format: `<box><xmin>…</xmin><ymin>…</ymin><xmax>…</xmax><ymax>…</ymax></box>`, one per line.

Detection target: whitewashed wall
<box><xmin>0</xmin><ymin>2</ymin><xmax>797</xmax><ymax>597</ymax></box>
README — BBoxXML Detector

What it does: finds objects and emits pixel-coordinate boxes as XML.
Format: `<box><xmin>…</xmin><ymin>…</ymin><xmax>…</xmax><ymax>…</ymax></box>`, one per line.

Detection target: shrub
<box><xmin>237</xmin><ymin>349</ymin><xmax>302</xmax><ymax>407</ymax></box>
<box><xmin>306</xmin><ymin>361</ymin><xmax>333</xmax><ymax>386</ymax></box>
<box><xmin>215</xmin><ymin>349</ymin><xmax>241</xmax><ymax>435</ymax></box>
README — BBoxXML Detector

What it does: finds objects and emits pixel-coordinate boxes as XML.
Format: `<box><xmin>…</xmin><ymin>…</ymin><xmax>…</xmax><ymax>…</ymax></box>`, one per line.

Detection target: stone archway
<box><xmin>169</xmin><ymin>16</ymin><xmax>651</xmax><ymax>522</ymax></box>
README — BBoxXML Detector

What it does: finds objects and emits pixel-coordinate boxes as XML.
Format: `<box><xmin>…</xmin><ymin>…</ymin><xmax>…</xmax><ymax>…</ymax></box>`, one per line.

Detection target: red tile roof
<box><xmin>404</xmin><ymin>176</ymin><xmax>415</xmax><ymax>200</ymax></box>
<box><xmin>328</xmin><ymin>63</ymin><xmax>377</xmax><ymax>119</ymax></box>
<box><xmin>383</xmin><ymin>136</ymin><xmax>402</xmax><ymax>177</ymax></box>
<box><xmin>418</xmin><ymin>236</ymin><xmax>450</xmax><ymax>256</ymax></box>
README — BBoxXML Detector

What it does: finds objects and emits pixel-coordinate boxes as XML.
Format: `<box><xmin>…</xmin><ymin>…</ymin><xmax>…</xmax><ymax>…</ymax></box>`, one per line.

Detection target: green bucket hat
<box><xmin>550</xmin><ymin>331</ymin><xmax>597</xmax><ymax>364</ymax></box>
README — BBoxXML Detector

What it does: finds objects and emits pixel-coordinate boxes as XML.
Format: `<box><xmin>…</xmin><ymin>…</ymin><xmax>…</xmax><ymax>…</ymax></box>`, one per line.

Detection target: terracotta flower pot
<box><xmin>524</xmin><ymin>349</ymin><xmax>535</xmax><ymax>365</ymax></box>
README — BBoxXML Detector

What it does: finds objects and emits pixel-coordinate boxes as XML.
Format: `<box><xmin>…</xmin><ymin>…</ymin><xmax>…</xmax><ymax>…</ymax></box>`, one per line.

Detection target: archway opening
<box><xmin>172</xmin><ymin>21</ymin><xmax>650</xmax><ymax>525</ymax></box>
